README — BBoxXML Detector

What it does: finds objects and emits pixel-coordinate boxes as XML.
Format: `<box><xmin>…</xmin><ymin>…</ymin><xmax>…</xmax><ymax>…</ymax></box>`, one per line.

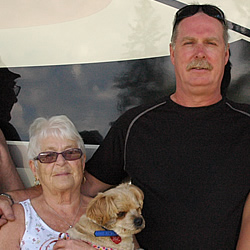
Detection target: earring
<box><xmin>82</xmin><ymin>171</ymin><xmax>86</xmax><ymax>184</ymax></box>
<box><xmin>34</xmin><ymin>176</ymin><xmax>41</xmax><ymax>186</ymax></box>
<box><xmin>83</xmin><ymin>176</ymin><xmax>86</xmax><ymax>184</ymax></box>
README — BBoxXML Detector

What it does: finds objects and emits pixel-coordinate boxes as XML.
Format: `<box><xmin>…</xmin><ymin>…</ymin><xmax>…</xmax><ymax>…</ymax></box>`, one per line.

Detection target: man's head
<box><xmin>171</xmin><ymin>5</ymin><xmax>229</xmax><ymax>48</ymax></box>
<box><xmin>0</xmin><ymin>68</ymin><xmax>21</xmax><ymax>121</ymax></box>
<box><xmin>169</xmin><ymin>4</ymin><xmax>230</xmax><ymax>105</ymax></box>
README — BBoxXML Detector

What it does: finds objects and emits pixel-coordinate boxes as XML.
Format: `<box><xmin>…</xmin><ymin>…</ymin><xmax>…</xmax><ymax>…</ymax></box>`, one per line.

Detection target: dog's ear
<box><xmin>129</xmin><ymin>184</ymin><xmax>144</xmax><ymax>208</ymax></box>
<box><xmin>86</xmin><ymin>193</ymin><xmax>119</xmax><ymax>226</ymax></box>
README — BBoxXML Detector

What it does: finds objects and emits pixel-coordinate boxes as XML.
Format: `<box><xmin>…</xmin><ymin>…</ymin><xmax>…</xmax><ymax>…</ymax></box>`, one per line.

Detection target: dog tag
<box><xmin>110</xmin><ymin>236</ymin><xmax>122</xmax><ymax>244</ymax></box>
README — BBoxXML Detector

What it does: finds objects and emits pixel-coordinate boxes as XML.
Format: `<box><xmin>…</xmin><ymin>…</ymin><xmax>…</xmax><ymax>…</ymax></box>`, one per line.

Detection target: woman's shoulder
<box><xmin>9</xmin><ymin>202</ymin><xmax>26</xmax><ymax>230</ymax></box>
<box><xmin>13</xmin><ymin>201</ymin><xmax>25</xmax><ymax>217</ymax></box>
<box><xmin>0</xmin><ymin>202</ymin><xmax>25</xmax><ymax>248</ymax></box>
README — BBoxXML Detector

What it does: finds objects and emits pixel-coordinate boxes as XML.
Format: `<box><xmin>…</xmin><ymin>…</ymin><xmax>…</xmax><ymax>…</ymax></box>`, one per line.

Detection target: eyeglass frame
<box><xmin>13</xmin><ymin>85</ymin><xmax>21</xmax><ymax>96</ymax></box>
<box><xmin>173</xmin><ymin>4</ymin><xmax>226</xmax><ymax>30</ymax></box>
<box><xmin>171</xmin><ymin>4</ymin><xmax>229</xmax><ymax>46</ymax></box>
<box><xmin>34</xmin><ymin>148</ymin><xmax>83</xmax><ymax>163</ymax></box>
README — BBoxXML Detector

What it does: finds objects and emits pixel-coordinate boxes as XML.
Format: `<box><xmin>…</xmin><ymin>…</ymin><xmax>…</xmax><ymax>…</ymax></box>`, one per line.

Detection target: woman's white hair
<box><xmin>27</xmin><ymin>115</ymin><xmax>85</xmax><ymax>161</ymax></box>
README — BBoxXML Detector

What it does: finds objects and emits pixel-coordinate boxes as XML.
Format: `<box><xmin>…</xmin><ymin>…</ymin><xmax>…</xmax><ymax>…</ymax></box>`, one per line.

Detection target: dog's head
<box><xmin>86</xmin><ymin>183</ymin><xmax>145</xmax><ymax>237</ymax></box>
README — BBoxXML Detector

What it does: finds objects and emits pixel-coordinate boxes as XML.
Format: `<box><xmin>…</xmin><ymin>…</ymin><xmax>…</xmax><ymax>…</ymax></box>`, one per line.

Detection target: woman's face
<box><xmin>30</xmin><ymin>136</ymin><xmax>85</xmax><ymax>194</ymax></box>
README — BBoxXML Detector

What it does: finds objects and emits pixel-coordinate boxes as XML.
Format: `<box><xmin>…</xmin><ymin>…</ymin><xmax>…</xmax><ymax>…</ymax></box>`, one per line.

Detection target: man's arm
<box><xmin>0</xmin><ymin>129</ymin><xmax>25</xmax><ymax>192</ymax></box>
<box><xmin>236</xmin><ymin>193</ymin><xmax>250</xmax><ymax>249</ymax></box>
<box><xmin>81</xmin><ymin>171</ymin><xmax>114</xmax><ymax>197</ymax></box>
<box><xmin>0</xmin><ymin>171</ymin><xmax>108</xmax><ymax>227</ymax></box>
<box><xmin>0</xmin><ymin>185</ymin><xmax>42</xmax><ymax>227</ymax></box>
<box><xmin>0</xmin><ymin>168</ymin><xmax>113</xmax><ymax>227</ymax></box>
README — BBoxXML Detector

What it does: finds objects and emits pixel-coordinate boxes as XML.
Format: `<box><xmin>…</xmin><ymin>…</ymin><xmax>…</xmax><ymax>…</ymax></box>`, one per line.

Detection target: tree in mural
<box><xmin>114</xmin><ymin>57</ymin><xmax>175</xmax><ymax>113</ymax></box>
<box><xmin>114</xmin><ymin>0</ymin><xmax>175</xmax><ymax>113</ymax></box>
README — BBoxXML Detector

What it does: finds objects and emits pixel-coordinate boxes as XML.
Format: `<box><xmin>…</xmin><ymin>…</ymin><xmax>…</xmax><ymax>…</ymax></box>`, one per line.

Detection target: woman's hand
<box><xmin>53</xmin><ymin>239</ymin><xmax>95</xmax><ymax>249</ymax></box>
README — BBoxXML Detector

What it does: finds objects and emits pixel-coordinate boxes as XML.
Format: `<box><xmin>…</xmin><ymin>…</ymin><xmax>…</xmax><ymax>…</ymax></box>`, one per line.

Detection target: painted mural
<box><xmin>0</xmin><ymin>0</ymin><xmax>249</xmax><ymax>142</ymax></box>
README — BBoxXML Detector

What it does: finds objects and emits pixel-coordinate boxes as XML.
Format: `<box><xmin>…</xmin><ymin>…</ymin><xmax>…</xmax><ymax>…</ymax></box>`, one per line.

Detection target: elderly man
<box><xmin>83</xmin><ymin>4</ymin><xmax>249</xmax><ymax>249</ymax></box>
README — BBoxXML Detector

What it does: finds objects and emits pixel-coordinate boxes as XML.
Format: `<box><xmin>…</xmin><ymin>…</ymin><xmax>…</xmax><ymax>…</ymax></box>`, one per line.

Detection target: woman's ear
<box><xmin>29</xmin><ymin>160</ymin><xmax>37</xmax><ymax>177</ymax></box>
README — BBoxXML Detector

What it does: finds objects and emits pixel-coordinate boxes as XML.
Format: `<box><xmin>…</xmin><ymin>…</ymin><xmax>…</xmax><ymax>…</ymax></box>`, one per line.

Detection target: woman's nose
<box><xmin>55</xmin><ymin>153</ymin><xmax>66</xmax><ymax>164</ymax></box>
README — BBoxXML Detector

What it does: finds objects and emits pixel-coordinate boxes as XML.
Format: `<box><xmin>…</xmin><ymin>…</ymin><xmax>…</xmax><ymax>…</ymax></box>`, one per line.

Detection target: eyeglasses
<box><xmin>173</xmin><ymin>4</ymin><xmax>226</xmax><ymax>30</ymax></box>
<box><xmin>13</xmin><ymin>85</ymin><xmax>21</xmax><ymax>96</ymax></box>
<box><xmin>34</xmin><ymin>148</ymin><xmax>83</xmax><ymax>163</ymax></box>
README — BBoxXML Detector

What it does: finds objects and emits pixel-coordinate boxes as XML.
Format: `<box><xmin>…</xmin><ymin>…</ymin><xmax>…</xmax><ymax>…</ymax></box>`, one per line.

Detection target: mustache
<box><xmin>186</xmin><ymin>59</ymin><xmax>213</xmax><ymax>71</ymax></box>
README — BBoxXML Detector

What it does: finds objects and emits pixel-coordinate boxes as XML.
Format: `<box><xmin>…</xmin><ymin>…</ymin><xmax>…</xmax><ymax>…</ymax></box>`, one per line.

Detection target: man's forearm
<box><xmin>81</xmin><ymin>171</ymin><xmax>113</xmax><ymax>197</ymax></box>
<box><xmin>0</xmin><ymin>130</ymin><xmax>25</xmax><ymax>192</ymax></box>
<box><xmin>0</xmin><ymin>161</ymin><xmax>25</xmax><ymax>193</ymax></box>
<box><xmin>0</xmin><ymin>167</ymin><xmax>25</xmax><ymax>193</ymax></box>
<box><xmin>5</xmin><ymin>185</ymin><xmax>42</xmax><ymax>203</ymax></box>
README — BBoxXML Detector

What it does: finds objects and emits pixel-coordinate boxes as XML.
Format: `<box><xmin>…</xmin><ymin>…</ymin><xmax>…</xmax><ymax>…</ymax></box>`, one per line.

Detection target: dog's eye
<box><xmin>117</xmin><ymin>212</ymin><xmax>126</xmax><ymax>218</ymax></box>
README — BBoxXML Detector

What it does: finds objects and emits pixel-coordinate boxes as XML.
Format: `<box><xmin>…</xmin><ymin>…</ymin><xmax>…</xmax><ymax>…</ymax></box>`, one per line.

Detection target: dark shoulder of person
<box><xmin>0</xmin><ymin>120</ymin><xmax>21</xmax><ymax>141</ymax></box>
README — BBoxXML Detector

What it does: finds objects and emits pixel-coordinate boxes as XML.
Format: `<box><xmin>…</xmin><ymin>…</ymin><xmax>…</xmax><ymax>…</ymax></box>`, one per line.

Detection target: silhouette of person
<box><xmin>79</xmin><ymin>130</ymin><xmax>103</xmax><ymax>145</ymax></box>
<box><xmin>0</xmin><ymin>67</ymin><xmax>21</xmax><ymax>141</ymax></box>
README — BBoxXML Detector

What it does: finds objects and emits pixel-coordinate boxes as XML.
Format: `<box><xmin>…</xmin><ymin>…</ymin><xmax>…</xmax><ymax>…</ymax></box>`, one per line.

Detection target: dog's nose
<box><xmin>134</xmin><ymin>217</ymin><xmax>143</xmax><ymax>227</ymax></box>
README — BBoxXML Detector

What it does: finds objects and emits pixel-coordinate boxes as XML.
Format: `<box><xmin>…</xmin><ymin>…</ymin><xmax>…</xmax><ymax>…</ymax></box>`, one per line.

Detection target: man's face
<box><xmin>170</xmin><ymin>13</ymin><xmax>229</xmax><ymax>100</ymax></box>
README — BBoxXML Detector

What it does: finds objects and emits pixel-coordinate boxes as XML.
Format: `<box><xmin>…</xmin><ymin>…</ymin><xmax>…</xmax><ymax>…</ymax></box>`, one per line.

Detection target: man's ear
<box><xmin>224</xmin><ymin>44</ymin><xmax>230</xmax><ymax>65</ymax></box>
<box><xmin>170</xmin><ymin>43</ymin><xmax>175</xmax><ymax>65</ymax></box>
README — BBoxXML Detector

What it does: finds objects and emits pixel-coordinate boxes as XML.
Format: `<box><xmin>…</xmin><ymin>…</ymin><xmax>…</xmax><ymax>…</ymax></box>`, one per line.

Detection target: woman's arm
<box><xmin>0</xmin><ymin>203</ymin><xmax>25</xmax><ymax>249</ymax></box>
<box><xmin>236</xmin><ymin>193</ymin><xmax>250</xmax><ymax>249</ymax></box>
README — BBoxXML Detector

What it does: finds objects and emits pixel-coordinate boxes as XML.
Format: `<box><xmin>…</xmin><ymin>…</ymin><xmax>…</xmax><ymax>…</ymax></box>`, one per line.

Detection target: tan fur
<box><xmin>68</xmin><ymin>183</ymin><xmax>145</xmax><ymax>250</ymax></box>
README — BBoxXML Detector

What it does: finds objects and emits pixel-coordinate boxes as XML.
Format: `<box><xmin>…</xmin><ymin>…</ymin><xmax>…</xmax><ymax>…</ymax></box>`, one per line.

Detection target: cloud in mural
<box><xmin>0</xmin><ymin>0</ymin><xmax>112</xmax><ymax>28</ymax></box>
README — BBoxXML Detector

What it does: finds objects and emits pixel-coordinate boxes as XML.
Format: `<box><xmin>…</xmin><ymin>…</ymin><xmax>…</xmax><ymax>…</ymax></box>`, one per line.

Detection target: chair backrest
<box><xmin>7</xmin><ymin>141</ymin><xmax>98</xmax><ymax>188</ymax></box>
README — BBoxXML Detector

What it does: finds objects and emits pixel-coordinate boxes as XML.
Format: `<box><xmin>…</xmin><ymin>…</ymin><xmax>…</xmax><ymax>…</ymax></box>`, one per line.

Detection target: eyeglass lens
<box><xmin>174</xmin><ymin>5</ymin><xmax>225</xmax><ymax>28</ymax></box>
<box><xmin>35</xmin><ymin>148</ymin><xmax>82</xmax><ymax>163</ymax></box>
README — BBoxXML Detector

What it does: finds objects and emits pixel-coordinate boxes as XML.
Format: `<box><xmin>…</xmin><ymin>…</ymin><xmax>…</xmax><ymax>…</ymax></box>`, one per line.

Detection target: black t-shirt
<box><xmin>86</xmin><ymin>96</ymin><xmax>250</xmax><ymax>249</ymax></box>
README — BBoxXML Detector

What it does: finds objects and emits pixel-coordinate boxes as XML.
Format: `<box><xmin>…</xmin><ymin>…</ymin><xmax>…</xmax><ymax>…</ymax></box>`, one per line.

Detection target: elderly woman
<box><xmin>0</xmin><ymin>115</ymin><xmax>95</xmax><ymax>249</ymax></box>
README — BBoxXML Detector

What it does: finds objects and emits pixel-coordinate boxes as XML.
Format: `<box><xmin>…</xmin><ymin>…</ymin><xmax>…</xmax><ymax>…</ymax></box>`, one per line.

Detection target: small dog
<box><xmin>67</xmin><ymin>183</ymin><xmax>145</xmax><ymax>250</ymax></box>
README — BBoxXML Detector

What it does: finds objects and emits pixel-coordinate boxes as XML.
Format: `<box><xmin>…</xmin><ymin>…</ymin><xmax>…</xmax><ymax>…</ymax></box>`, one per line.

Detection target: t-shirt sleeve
<box><xmin>85</xmin><ymin>119</ymin><xmax>129</xmax><ymax>185</ymax></box>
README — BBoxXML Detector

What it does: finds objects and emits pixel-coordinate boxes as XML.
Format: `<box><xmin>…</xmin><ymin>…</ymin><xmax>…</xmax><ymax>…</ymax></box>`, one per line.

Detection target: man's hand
<box><xmin>0</xmin><ymin>195</ymin><xmax>15</xmax><ymax>227</ymax></box>
<box><xmin>0</xmin><ymin>186</ymin><xmax>42</xmax><ymax>228</ymax></box>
